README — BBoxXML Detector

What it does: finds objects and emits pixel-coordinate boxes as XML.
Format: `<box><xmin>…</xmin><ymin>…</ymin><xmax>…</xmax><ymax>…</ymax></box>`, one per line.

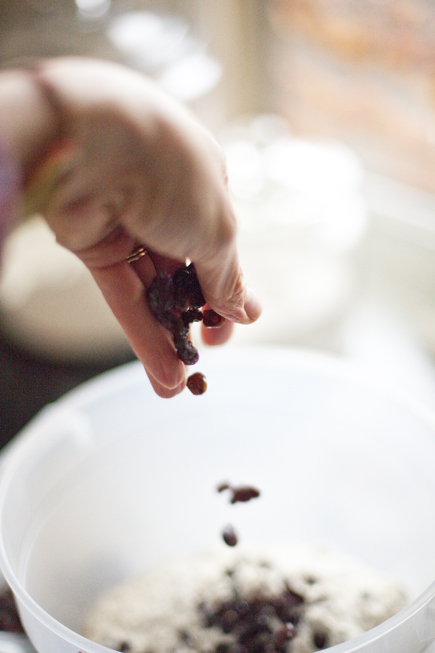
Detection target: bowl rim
<box><xmin>1</xmin><ymin>345</ymin><xmax>435</xmax><ymax>653</ymax></box>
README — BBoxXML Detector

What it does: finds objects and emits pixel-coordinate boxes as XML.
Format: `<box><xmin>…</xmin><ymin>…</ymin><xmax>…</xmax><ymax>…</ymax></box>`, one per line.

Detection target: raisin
<box><xmin>230</xmin><ymin>486</ymin><xmax>260</xmax><ymax>504</ymax></box>
<box><xmin>182</xmin><ymin>307</ymin><xmax>204</xmax><ymax>326</ymax></box>
<box><xmin>173</xmin><ymin>262</ymin><xmax>205</xmax><ymax>309</ymax></box>
<box><xmin>222</xmin><ymin>609</ymin><xmax>239</xmax><ymax>631</ymax></box>
<box><xmin>235</xmin><ymin>600</ymin><xmax>250</xmax><ymax>616</ymax></box>
<box><xmin>313</xmin><ymin>632</ymin><xmax>329</xmax><ymax>649</ymax></box>
<box><xmin>272</xmin><ymin>587</ymin><xmax>305</xmax><ymax>625</ymax></box>
<box><xmin>217</xmin><ymin>484</ymin><xmax>260</xmax><ymax>553</ymax></box>
<box><xmin>175</xmin><ymin>339</ymin><xmax>199</xmax><ymax>366</ymax></box>
<box><xmin>187</xmin><ymin>372</ymin><xmax>207</xmax><ymax>395</ymax></box>
<box><xmin>217</xmin><ymin>483</ymin><xmax>261</xmax><ymax>504</ymax></box>
<box><xmin>283</xmin><ymin>585</ymin><xmax>305</xmax><ymax>607</ymax></box>
<box><xmin>146</xmin><ymin>263</ymin><xmax>207</xmax><ymax>385</ymax></box>
<box><xmin>222</xmin><ymin>525</ymin><xmax>238</xmax><ymax>547</ymax></box>
<box><xmin>273</xmin><ymin>623</ymin><xmax>297</xmax><ymax>647</ymax></box>
<box><xmin>203</xmin><ymin>309</ymin><xmax>225</xmax><ymax>328</ymax></box>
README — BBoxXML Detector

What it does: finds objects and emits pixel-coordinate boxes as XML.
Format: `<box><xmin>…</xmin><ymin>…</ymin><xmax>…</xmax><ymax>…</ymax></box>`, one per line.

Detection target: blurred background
<box><xmin>1</xmin><ymin>0</ymin><xmax>435</xmax><ymax>445</ymax></box>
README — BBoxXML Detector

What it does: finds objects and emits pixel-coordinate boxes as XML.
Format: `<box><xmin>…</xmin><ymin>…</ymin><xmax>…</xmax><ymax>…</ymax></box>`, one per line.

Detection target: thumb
<box><xmin>194</xmin><ymin>240</ymin><xmax>262</xmax><ymax>325</ymax></box>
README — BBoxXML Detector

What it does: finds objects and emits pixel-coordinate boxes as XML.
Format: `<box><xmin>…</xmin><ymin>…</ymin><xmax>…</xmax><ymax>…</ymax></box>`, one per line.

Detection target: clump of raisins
<box><xmin>147</xmin><ymin>263</ymin><xmax>203</xmax><ymax>365</ymax></box>
<box><xmin>146</xmin><ymin>263</ymin><xmax>224</xmax><ymax>393</ymax></box>
<box><xmin>200</xmin><ymin>582</ymin><xmax>303</xmax><ymax>653</ymax></box>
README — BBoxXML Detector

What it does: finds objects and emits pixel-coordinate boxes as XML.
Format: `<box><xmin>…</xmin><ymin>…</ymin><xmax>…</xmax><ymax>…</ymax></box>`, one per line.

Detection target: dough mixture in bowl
<box><xmin>84</xmin><ymin>543</ymin><xmax>407</xmax><ymax>653</ymax></box>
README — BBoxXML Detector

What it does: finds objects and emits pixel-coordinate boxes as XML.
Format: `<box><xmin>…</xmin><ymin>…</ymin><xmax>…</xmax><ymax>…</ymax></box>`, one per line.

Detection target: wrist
<box><xmin>0</xmin><ymin>66</ymin><xmax>60</xmax><ymax>181</ymax></box>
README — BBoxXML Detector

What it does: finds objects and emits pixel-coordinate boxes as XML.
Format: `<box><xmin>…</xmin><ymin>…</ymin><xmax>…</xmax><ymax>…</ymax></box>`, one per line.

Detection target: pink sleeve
<box><xmin>0</xmin><ymin>136</ymin><xmax>20</xmax><ymax>256</ymax></box>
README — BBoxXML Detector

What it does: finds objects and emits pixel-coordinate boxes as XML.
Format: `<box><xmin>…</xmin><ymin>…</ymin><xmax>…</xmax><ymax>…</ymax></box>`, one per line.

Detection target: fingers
<box><xmin>193</xmin><ymin>229</ymin><xmax>263</xmax><ymax>327</ymax></box>
<box><xmin>89</xmin><ymin>258</ymin><xmax>187</xmax><ymax>398</ymax></box>
<box><xmin>127</xmin><ymin>250</ymin><xmax>236</xmax><ymax>354</ymax></box>
<box><xmin>198</xmin><ymin>265</ymin><xmax>263</xmax><ymax>327</ymax></box>
<box><xmin>37</xmin><ymin>57</ymin><xmax>262</xmax><ymax>385</ymax></box>
<box><xmin>131</xmin><ymin>253</ymin><xmax>235</xmax><ymax>352</ymax></box>
<box><xmin>145</xmin><ymin>371</ymin><xmax>186</xmax><ymax>398</ymax></box>
<box><xmin>201</xmin><ymin>319</ymin><xmax>233</xmax><ymax>346</ymax></box>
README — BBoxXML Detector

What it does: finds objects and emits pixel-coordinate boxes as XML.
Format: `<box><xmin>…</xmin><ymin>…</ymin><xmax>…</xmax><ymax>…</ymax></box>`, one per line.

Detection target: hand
<box><xmin>34</xmin><ymin>57</ymin><xmax>262</xmax><ymax>397</ymax></box>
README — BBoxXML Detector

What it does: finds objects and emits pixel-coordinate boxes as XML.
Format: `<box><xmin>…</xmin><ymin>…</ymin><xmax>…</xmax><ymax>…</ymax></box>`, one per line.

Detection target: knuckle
<box><xmin>213</xmin><ymin>269</ymin><xmax>246</xmax><ymax>322</ymax></box>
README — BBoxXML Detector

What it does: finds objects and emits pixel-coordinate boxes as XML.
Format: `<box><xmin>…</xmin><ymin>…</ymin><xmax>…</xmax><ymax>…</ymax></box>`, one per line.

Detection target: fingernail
<box><xmin>243</xmin><ymin>285</ymin><xmax>262</xmax><ymax>322</ymax></box>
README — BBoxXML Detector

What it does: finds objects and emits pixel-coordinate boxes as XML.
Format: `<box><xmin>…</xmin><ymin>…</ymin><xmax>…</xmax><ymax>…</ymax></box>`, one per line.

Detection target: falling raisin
<box><xmin>222</xmin><ymin>525</ymin><xmax>238</xmax><ymax>547</ymax></box>
<box><xmin>217</xmin><ymin>483</ymin><xmax>261</xmax><ymax>504</ymax></box>
<box><xmin>230</xmin><ymin>486</ymin><xmax>260</xmax><ymax>504</ymax></box>
<box><xmin>187</xmin><ymin>372</ymin><xmax>207</xmax><ymax>395</ymax></box>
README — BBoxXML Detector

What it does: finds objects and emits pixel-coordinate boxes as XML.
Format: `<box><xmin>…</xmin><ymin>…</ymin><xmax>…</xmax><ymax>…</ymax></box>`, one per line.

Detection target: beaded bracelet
<box><xmin>24</xmin><ymin>138</ymin><xmax>79</xmax><ymax>217</ymax></box>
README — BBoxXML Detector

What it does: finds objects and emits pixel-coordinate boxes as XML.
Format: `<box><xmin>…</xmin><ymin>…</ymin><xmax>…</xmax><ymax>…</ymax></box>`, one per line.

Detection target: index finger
<box><xmin>89</xmin><ymin>258</ymin><xmax>187</xmax><ymax>398</ymax></box>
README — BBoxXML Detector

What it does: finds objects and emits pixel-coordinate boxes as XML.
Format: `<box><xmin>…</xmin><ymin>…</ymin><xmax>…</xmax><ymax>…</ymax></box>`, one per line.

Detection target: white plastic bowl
<box><xmin>1</xmin><ymin>347</ymin><xmax>435</xmax><ymax>653</ymax></box>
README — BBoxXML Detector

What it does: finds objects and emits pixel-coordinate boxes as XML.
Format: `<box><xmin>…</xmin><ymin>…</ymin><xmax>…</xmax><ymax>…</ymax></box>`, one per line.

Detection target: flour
<box><xmin>84</xmin><ymin>543</ymin><xmax>407</xmax><ymax>653</ymax></box>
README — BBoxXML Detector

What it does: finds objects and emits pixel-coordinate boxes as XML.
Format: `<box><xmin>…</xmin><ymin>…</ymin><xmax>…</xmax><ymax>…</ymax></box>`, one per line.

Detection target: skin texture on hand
<box><xmin>0</xmin><ymin>67</ymin><xmax>59</xmax><ymax>255</ymax></box>
<box><xmin>0</xmin><ymin>68</ymin><xmax>57</xmax><ymax>173</ymax></box>
<box><xmin>29</xmin><ymin>58</ymin><xmax>262</xmax><ymax>397</ymax></box>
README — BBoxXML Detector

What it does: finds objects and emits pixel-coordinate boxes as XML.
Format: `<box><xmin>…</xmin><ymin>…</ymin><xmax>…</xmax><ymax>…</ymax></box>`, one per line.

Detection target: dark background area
<box><xmin>0</xmin><ymin>330</ymin><xmax>136</xmax><ymax>450</ymax></box>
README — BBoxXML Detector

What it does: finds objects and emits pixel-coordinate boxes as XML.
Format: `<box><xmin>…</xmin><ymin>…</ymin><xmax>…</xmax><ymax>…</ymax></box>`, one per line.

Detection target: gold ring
<box><xmin>126</xmin><ymin>246</ymin><xmax>148</xmax><ymax>264</ymax></box>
